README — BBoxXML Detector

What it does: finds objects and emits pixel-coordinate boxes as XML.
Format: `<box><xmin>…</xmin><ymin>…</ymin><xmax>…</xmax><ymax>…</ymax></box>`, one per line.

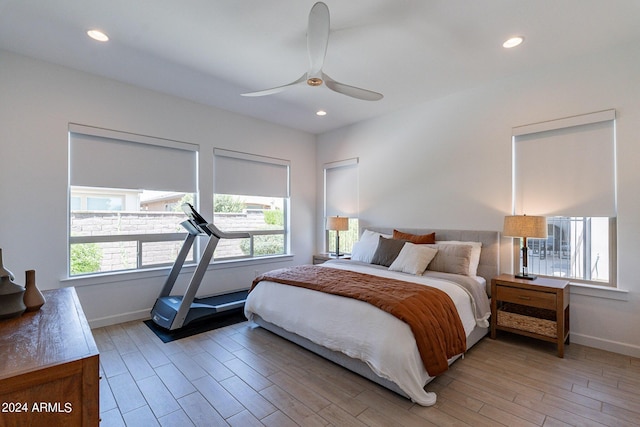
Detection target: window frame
<box><xmin>68</xmin><ymin>124</ymin><xmax>198</xmax><ymax>277</ymax></box>
<box><xmin>511</xmin><ymin>110</ymin><xmax>617</xmax><ymax>287</ymax></box>
<box><xmin>212</xmin><ymin>149</ymin><xmax>291</xmax><ymax>261</ymax></box>
<box><xmin>211</xmin><ymin>194</ymin><xmax>289</xmax><ymax>261</ymax></box>
<box><xmin>515</xmin><ymin>216</ymin><xmax>617</xmax><ymax>286</ymax></box>
<box><xmin>323</xmin><ymin>158</ymin><xmax>359</xmax><ymax>254</ymax></box>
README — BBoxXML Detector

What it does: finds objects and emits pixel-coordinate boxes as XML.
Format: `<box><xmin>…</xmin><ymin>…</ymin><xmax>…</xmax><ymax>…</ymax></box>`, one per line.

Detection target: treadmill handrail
<box><xmin>205</xmin><ymin>223</ymin><xmax>250</xmax><ymax>240</ymax></box>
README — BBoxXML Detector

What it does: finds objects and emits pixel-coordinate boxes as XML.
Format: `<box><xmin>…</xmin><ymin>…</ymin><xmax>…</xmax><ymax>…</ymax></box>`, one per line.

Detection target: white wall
<box><xmin>317</xmin><ymin>42</ymin><xmax>640</xmax><ymax>357</ymax></box>
<box><xmin>2</xmin><ymin>42</ymin><xmax>639</xmax><ymax>357</ymax></box>
<box><xmin>0</xmin><ymin>50</ymin><xmax>316</xmax><ymax>327</ymax></box>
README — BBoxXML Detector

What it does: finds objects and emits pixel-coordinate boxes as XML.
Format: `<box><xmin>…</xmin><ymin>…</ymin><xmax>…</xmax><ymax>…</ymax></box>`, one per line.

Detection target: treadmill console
<box><xmin>182</xmin><ymin>203</ymin><xmax>207</xmax><ymax>224</ymax></box>
<box><xmin>181</xmin><ymin>203</ymin><xmax>211</xmax><ymax>235</ymax></box>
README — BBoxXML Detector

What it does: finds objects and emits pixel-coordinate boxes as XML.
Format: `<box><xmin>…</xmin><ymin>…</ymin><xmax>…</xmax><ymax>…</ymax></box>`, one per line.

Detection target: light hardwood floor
<box><xmin>95</xmin><ymin>320</ymin><xmax>640</xmax><ymax>426</ymax></box>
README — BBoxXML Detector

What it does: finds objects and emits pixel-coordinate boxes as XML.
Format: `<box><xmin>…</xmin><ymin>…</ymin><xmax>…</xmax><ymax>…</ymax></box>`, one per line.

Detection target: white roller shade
<box><xmin>513</xmin><ymin>110</ymin><xmax>615</xmax><ymax>217</ymax></box>
<box><xmin>324</xmin><ymin>158</ymin><xmax>358</xmax><ymax>217</ymax></box>
<box><xmin>69</xmin><ymin>124</ymin><xmax>198</xmax><ymax>193</ymax></box>
<box><xmin>214</xmin><ymin>149</ymin><xmax>290</xmax><ymax>198</ymax></box>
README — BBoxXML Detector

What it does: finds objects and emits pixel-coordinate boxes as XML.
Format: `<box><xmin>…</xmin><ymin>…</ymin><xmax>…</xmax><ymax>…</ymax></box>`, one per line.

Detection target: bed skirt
<box><xmin>251</xmin><ymin>314</ymin><xmax>488</xmax><ymax>402</ymax></box>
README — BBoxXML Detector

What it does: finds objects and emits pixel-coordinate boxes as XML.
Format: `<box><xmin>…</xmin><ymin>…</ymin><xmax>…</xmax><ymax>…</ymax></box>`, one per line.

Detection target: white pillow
<box><xmin>388</xmin><ymin>242</ymin><xmax>438</xmax><ymax>275</ymax></box>
<box><xmin>350</xmin><ymin>229</ymin><xmax>391</xmax><ymax>263</ymax></box>
<box><xmin>436</xmin><ymin>240</ymin><xmax>482</xmax><ymax>276</ymax></box>
<box><xmin>350</xmin><ymin>241</ymin><xmax>371</xmax><ymax>263</ymax></box>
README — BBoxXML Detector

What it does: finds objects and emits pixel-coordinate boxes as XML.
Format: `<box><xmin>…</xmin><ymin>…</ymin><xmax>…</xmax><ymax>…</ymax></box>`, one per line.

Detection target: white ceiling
<box><xmin>2</xmin><ymin>0</ymin><xmax>640</xmax><ymax>134</ymax></box>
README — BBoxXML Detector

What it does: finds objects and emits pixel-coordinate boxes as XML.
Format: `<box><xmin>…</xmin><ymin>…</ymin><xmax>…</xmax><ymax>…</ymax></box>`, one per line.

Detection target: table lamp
<box><xmin>503</xmin><ymin>214</ymin><xmax>547</xmax><ymax>280</ymax></box>
<box><xmin>326</xmin><ymin>216</ymin><xmax>349</xmax><ymax>257</ymax></box>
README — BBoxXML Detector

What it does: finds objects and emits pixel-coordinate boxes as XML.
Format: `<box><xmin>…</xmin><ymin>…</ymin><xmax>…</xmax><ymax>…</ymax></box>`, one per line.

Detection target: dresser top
<box><xmin>0</xmin><ymin>287</ymin><xmax>98</xmax><ymax>380</ymax></box>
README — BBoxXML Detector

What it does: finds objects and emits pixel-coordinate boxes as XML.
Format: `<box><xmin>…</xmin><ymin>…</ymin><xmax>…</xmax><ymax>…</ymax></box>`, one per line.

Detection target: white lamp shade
<box><xmin>503</xmin><ymin>215</ymin><xmax>547</xmax><ymax>239</ymax></box>
<box><xmin>326</xmin><ymin>216</ymin><xmax>349</xmax><ymax>231</ymax></box>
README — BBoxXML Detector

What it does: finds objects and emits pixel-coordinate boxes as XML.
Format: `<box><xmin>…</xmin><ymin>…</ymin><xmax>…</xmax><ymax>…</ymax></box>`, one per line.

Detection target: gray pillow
<box><xmin>371</xmin><ymin>237</ymin><xmax>406</xmax><ymax>267</ymax></box>
<box><xmin>425</xmin><ymin>243</ymin><xmax>473</xmax><ymax>275</ymax></box>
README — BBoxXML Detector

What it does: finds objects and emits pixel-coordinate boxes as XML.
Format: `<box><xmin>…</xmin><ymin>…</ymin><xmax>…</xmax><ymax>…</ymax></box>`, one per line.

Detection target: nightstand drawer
<box><xmin>495</xmin><ymin>286</ymin><xmax>556</xmax><ymax>310</ymax></box>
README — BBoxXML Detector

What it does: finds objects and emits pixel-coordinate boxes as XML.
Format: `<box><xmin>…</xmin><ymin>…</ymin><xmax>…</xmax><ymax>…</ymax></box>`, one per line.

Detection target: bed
<box><xmin>244</xmin><ymin>227</ymin><xmax>499</xmax><ymax>406</ymax></box>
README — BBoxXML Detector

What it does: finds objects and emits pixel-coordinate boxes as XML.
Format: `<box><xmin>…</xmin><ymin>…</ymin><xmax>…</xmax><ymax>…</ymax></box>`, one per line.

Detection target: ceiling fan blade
<box><xmin>307</xmin><ymin>2</ymin><xmax>330</xmax><ymax>76</ymax></box>
<box><xmin>241</xmin><ymin>74</ymin><xmax>307</xmax><ymax>97</ymax></box>
<box><xmin>243</xmin><ymin>2</ymin><xmax>381</xmax><ymax>102</ymax></box>
<box><xmin>322</xmin><ymin>73</ymin><xmax>384</xmax><ymax>101</ymax></box>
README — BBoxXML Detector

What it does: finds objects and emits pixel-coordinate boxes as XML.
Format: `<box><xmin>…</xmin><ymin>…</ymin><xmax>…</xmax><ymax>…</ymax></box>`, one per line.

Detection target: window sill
<box><xmin>569</xmin><ymin>282</ymin><xmax>629</xmax><ymax>301</ymax></box>
<box><xmin>61</xmin><ymin>254</ymin><xmax>294</xmax><ymax>288</ymax></box>
<box><xmin>212</xmin><ymin>254</ymin><xmax>294</xmax><ymax>269</ymax></box>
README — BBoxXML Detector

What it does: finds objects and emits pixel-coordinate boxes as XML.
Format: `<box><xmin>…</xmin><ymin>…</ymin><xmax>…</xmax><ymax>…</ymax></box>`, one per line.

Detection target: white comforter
<box><xmin>244</xmin><ymin>260</ymin><xmax>490</xmax><ymax>406</ymax></box>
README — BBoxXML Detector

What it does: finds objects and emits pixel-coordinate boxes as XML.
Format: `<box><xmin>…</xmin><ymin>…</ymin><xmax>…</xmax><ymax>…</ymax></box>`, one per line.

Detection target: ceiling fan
<box><xmin>242</xmin><ymin>2</ymin><xmax>383</xmax><ymax>101</ymax></box>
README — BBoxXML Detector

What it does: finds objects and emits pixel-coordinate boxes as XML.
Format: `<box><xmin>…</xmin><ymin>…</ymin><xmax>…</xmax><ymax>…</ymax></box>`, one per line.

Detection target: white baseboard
<box><xmin>88</xmin><ymin>309</ymin><xmax>151</xmax><ymax>329</ymax></box>
<box><xmin>570</xmin><ymin>332</ymin><xmax>640</xmax><ymax>358</ymax></box>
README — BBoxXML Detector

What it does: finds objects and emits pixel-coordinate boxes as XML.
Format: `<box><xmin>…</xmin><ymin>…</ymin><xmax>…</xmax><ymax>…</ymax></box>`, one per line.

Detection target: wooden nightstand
<box><xmin>491</xmin><ymin>274</ymin><xmax>570</xmax><ymax>357</ymax></box>
<box><xmin>313</xmin><ymin>253</ymin><xmax>350</xmax><ymax>264</ymax></box>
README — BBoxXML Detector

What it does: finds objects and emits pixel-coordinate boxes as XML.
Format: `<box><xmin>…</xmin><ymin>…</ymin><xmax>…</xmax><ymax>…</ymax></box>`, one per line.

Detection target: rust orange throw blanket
<box><xmin>251</xmin><ymin>265</ymin><xmax>466</xmax><ymax>376</ymax></box>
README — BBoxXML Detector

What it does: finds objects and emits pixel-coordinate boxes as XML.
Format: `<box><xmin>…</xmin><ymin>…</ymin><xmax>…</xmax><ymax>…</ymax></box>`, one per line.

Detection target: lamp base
<box><xmin>515</xmin><ymin>273</ymin><xmax>537</xmax><ymax>280</ymax></box>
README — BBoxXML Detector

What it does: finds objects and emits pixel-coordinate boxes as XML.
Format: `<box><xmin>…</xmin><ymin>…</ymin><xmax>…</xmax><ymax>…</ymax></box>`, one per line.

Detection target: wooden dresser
<box><xmin>0</xmin><ymin>287</ymin><xmax>99</xmax><ymax>426</ymax></box>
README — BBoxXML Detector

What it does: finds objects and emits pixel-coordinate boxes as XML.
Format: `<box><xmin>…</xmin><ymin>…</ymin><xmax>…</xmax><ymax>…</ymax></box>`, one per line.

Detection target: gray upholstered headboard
<box><xmin>362</xmin><ymin>226</ymin><xmax>500</xmax><ymax>289</ymax></box>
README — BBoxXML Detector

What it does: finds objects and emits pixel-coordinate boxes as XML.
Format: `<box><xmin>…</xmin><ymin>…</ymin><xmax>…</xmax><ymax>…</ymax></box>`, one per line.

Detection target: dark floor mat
<box><xmin>143</xmin><ymin>310</ymin><xmax>247</xmax><ymax>343</ymax></box>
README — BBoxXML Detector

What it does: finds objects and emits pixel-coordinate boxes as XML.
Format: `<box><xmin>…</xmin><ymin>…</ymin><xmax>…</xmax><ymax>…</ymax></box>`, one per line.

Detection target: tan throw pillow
<box><xmin>393</xmin><ymin>229</ymin><xmax>436</xmax><ymax>244</ymax></box>
<box><xmin>388</xmin><ymin>243</ymin><xmax>439</xmax><ymax>275</ymax></box>
<box><xmin>425</xmin><ymin>243</ymin><xmax>473</xmax><ymax>276</ymax></box>
<box><xmin>436</xmin><ymin>240</ymin><xmax>482</xmax><ymax>276</ymax></box>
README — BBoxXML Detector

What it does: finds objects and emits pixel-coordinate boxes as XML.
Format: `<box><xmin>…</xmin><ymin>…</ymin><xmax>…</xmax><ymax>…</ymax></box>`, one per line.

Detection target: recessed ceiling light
<box><xmin>316</xmin><ymin>110</ymin><xmax>327</xmax><ymax>116</ymax></box>
<box><xmin>87</xmin><ymin>29</ymin><xmax>109</xmax><ymax>42</ymax></box>
<box><xmin>503</xmin><ymin>36</ymin><xmax>524</xmax><ymax>48</ymax></box>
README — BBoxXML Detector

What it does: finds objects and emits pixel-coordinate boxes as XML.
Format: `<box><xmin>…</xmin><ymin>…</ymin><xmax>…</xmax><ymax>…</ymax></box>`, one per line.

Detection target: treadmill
<box><xmin>150</xmin><ymin>203</ymin><xmax>250</xmax><ymax>330</ymax></box>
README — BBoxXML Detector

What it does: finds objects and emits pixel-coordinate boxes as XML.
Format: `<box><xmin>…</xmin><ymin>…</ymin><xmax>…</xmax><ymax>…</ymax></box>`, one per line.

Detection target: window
<box><xmin>512</xmin><ymin>110</ymin><xmax>616</xmax><ymax>285</ymax></box>
<box><xmin>324</xmin><ymin>158</ymin><xmax>359</xmax><ymax>254</ymax></box>
<box><xmin>68</xmin><ymin>124</ymin><xmax>198</xmax><ymax>276</ymax></box>
<box><xmin>213</xmin><ymin>149</ymin><xmax>290</xmax><ymax>260</ymax></box>
<box><xmin>524</xmin><ymin>217</ymin><xmax>614</xmax><ymax>284</ymax></box>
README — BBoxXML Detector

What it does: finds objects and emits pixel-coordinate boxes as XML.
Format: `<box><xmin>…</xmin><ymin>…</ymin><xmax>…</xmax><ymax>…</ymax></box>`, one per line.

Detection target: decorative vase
<box><xmin>0</xmin><ymin>275</ymin><xmax>26</xmax><ymax>319</ymax></box>
<box><xmin>0</xmin><ymin>248</ymin><xmax>15</xmax><ymax>281</ymax></box>
<box><xmin>24</xmin><ymin>270</ymin><xmax>45</xmax><ymax>312</ymax></box>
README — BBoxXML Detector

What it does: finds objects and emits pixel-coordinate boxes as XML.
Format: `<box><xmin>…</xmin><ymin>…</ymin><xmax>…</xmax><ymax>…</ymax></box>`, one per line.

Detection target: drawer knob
<box><xmin>518</xmin><ymin>296</ymin><xmax>531</xmax><ymax>300</ymax></box>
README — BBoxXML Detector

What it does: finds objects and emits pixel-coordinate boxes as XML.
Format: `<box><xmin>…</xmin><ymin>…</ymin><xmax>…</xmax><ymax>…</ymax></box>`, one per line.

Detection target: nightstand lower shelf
<box><xmin>497</xmin><ymin>303</ymin><xmax>558</xmax><ymax>338</ymax></box>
